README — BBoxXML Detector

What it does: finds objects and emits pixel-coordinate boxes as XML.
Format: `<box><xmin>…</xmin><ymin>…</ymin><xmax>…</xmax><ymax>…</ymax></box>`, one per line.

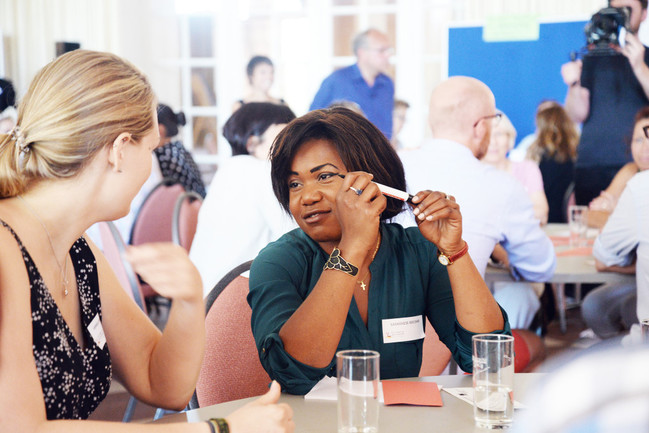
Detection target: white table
<box><xmin>485</xmin><ymin>223</ymin><xmax>635</xmax><ymax>333</ymax></box>
<box><xmin>157</xmin><ymin>374</ymin><xmax>544</xmax><ymax>432</ymax></box>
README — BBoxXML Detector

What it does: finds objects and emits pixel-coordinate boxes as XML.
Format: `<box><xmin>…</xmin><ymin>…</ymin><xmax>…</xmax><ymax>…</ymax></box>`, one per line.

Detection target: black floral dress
<box><xmin>1</xmin><ymin>220</ymin><xmax>112</xmax><ymax>419</ymax></box>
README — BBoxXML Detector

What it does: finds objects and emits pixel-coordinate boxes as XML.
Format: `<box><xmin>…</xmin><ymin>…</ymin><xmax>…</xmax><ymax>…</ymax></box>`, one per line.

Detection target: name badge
<box><xmin>88</xmin><ymin>313</ymin><xmax>107</xmax><ymax>350</ymax></box>
<box><xmin>382</xmin><ymin>315</ymin><xmax>425</xmax><ymax>344</ymax></box>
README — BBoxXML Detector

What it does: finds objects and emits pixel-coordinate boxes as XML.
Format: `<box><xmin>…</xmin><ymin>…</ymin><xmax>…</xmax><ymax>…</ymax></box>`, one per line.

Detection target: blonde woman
<box><xmin>0</xmin><ymin>50</ymin><xmax>293</xmax><ymax>433</ymax></box>
<box><xmin>483</xmin><ymin>111</ymin><xmax>549</xmax><ymax>225</ymax></box>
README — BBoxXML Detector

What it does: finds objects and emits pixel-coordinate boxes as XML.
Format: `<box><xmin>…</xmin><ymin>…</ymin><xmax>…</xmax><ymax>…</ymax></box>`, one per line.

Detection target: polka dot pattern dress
<box><xmin>155</xmin><ymin>140</ymin><xmax>207</xmax><ymax>198</ymax></box>
<box><xmin>1</xmin><ymin>220</ymin><xmax>112</xmax><ymax>420</ymax></box>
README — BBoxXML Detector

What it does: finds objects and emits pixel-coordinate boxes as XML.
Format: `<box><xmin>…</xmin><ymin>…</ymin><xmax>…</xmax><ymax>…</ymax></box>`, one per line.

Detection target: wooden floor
<box><xmin>89</xmin><ymin>304</ymin><xmax>593</xmax><ymax>423</ymax></box>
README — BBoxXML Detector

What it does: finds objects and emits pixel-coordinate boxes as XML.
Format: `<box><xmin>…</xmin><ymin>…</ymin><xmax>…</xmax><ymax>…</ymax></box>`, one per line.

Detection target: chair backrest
<box><xmin>194</xmin><ymin>260</ymin><xmax>271</xmax><ymax>407</ymax></box>
<box><xmin>562</xmin><ymin>181</ymin><xmax>576</xmax><ymax>223</ymax></box>
<box><xmin>171</xmin><ymin>191</ymin><xmax>203</xmax><ymax>251</ymax></box>
<box><xmin>130</xmin><ymin>179</ymin><xmax>185</xmax><ymax>246</ymax></box>
<box><xmin>97</xmin><ymin>221</ymin><xmax>147</xmax><ymax>313</ymax></box>
<box><xmin>418</xmin><ymin>317</ymin><xmax>452</xmax><ymax>376</ymax></box>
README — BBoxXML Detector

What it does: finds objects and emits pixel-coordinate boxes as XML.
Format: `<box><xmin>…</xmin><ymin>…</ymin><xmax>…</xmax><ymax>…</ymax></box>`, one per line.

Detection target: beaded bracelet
<box><xmin>206</xmin><ymin>418</ymin><xmax>230</xmax><ymax>433</ymax></box>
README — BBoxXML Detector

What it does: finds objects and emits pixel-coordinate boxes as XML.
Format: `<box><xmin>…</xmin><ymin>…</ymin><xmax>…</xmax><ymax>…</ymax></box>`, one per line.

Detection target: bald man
<box><xmin>399</xmin><ymin>76</ymin><xmax>556</xmax><ymax>329</ymax></box>
<box><xmin>310</xmin><ymin>28</ymin><xmax>394</xmax><ymax>138</ymax></box>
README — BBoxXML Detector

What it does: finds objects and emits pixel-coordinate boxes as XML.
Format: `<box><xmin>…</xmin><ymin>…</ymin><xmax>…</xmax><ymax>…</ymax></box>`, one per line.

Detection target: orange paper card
<box><xmin>549</xmin><ymin>236</ymin><xmax>570</xmax><ymax>246</ymax></box>
<box><xmin>381</xmin><ymin>381</ymin><xmax>443</xmax><ymax>406</ymax></box>
<box><xmin>556</xmin><ymin>246</ymin><xmax>593</xmax><ymax>257</ymax></box>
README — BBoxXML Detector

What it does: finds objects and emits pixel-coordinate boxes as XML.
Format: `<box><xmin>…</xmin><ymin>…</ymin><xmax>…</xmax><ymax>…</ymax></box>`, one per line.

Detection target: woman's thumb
<box><xmin>255</xmin><ymin>380</ymin><xmax>281</xmax><ymax>405</ymax></box>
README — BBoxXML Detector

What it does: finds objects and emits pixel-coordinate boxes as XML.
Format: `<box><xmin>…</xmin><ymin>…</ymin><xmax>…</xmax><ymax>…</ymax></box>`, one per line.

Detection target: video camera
<box><xmin>583</xmin><ymin>6</ymin><xmax>631</xmax><ymax>55</ymax></box>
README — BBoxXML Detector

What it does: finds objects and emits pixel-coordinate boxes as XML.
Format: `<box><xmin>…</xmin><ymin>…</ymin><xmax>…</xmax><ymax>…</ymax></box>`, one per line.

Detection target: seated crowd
<box><xmin>0</xmin><ymin>18</ymin><xmax>647</xmax><ymax>432</ymax></box>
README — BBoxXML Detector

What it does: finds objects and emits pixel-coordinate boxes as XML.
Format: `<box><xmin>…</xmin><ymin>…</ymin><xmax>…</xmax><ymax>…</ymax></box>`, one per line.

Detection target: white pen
<box><xmin>336</xmin><ymin>174</ymin><xmax>414</xmax><ymax>203</ymax></box>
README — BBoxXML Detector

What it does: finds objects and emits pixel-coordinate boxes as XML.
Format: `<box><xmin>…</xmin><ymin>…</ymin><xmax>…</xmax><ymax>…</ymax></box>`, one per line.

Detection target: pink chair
<box><xmin>97</xmin><ymin>221</ymin><xmax>146</xmax><ymax>313</ymax></box>
<box><xmin>192</xmin><ymin>261</ymin><xmax>271</xmax><ymax>408</ymax></box>
<box><xmin>97</xmin><ymin>221</ymin><xmax>148</xmax><ymax>421</ymax></box>
<box><xmin>171</xmin><ymin>191</ymin><xmax>203</xmax><ymax>251</ymax></box>
<box><xmin>130</xmin><ymin>179</ymin><xmax>186</xmax><ymax>246</ymax></box>
<box><xmin>129</xmin><ymin>180</ymin><xmax>185</xmax><ymax>305</ymax></box>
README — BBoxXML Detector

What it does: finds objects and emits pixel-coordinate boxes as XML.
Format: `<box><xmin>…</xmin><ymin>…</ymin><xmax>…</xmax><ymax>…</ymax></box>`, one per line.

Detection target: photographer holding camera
<box><xmin>561</xmin><ymin>0</ymin><xmax>649</xmax><ymax>206</ymax></box>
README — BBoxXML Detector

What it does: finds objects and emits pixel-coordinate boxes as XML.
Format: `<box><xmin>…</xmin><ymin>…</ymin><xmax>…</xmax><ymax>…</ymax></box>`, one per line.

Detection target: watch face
<box><xmin>438</xmin><ymin>255</ymin><xmax>450</xmax><ymax>266</ymax></box>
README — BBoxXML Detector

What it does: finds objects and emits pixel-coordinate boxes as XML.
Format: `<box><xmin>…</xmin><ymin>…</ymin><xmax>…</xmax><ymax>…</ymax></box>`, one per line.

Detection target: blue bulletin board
<box><xmin>448</xmin><ymin>20</ymin><xmax>588</xmax><ymax>147</ymax></box>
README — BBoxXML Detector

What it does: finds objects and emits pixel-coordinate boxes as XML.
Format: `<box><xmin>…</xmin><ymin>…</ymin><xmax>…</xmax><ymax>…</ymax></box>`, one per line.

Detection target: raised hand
<box><xmin>124</xmin><ymin>242</ymin><xmax>202</xmax><ymax>302</ymax></box>
<box><xmin>335</xmin><ymin>171</ymin><xmax>386</xmax><ymax>254</ymax></box>
<box><xmin>619</xmin><ymin>32</ymin><xmax>647</xmax><ymax>74</ymax></box>
<box><xmin>410</xmin><ymin>190</ymin><xmax>464</xmax><ymax>254</ymax></box>
<box><xmin>561</xmin><ymin>60</ymin><xmax>583</xmax><ymax>86</ymax></box>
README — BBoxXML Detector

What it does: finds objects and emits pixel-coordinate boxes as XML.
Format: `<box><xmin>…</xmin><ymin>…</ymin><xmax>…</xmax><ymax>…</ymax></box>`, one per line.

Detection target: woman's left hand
<box><xmin>410</xmin><ymin>190</ymin><xmax>464</xmax><ymax>253</ymax></box>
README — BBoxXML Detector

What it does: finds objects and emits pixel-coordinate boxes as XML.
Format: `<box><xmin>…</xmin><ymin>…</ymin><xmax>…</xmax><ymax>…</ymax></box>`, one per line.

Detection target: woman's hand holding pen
<box><xmin>335</xmin><ymin>171</ymin><xmax>386</xmax><ymax>256</ymax></box>
<box><xmin>410</xmin><ymin>190</ymin><xmax>464</xmax><ymax>254</ymax></box>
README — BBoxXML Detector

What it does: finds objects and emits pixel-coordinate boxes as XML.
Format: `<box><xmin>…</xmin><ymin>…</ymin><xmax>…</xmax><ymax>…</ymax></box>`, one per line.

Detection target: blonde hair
<box><xmin>527</xmin><ymin>105</ymin><xmax>578</xmax><ymax>164</ymax></box>
<box><xmin>0</xmin><ymin>50</ymin><xmax>155</xmax><ymax>197</ymax></box>
<box><xmin>494</xmin><ymin>111</ymin><xmax>517</xmax><ymax>149</ymax></box>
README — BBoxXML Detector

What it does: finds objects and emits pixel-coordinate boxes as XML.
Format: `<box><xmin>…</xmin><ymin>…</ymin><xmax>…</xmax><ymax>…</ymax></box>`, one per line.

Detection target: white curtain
<box><xmin>0</xmin><ymin>0</ymin><xmax>181</xmax><ymax>106</ymax></box>
<box><xmin>0</xmin><ymin>0</ymin><xmax>119</xmax><ymax>96</ymax></box>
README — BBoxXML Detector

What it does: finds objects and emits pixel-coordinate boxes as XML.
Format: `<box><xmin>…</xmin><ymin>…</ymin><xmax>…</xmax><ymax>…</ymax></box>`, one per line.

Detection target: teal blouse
<box><xmin>248</xmin><ymin>223</ymin><xmax>511</xmax><ymax>395</ymax></box>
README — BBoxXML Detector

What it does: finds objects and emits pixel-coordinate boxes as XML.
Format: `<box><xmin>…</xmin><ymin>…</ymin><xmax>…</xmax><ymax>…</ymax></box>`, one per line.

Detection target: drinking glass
<box><xmin>568</xmin><ymin>205</ymin><xmax>589</xmax><ymax>247</ymax></box>
<box><xmin>336</xmin><ymin>350</ymin><xmax>380</xmax><ymax>433</ymax></box>
<box><xmin>473</xmin><ymin>334</ymin><xmax>515</xmax><ymax>429</ymax></box>
<box><xmin>641</xmin><ymin>319</ymin><xmax>649</xmax><ymax>344</ymax></box>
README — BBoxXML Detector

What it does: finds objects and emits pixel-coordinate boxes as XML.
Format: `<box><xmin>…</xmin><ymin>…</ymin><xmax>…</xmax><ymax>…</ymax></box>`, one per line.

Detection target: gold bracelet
<box><xmin>323</xmin><ymin>247</ymin><xmax>359</xmax><ymax>276</ymax></box>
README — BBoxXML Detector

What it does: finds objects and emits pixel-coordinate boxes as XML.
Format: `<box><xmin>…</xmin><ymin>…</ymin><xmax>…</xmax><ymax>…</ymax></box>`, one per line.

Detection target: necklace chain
<box><xmin>357</xmin><ymin>233</ymin><xmax>381</xmax><ymax>291</ymax></box>
<box><xmin>18</xmin><ymin>196</ymin><xmax>69</xmax><ymax>296</ymax></box>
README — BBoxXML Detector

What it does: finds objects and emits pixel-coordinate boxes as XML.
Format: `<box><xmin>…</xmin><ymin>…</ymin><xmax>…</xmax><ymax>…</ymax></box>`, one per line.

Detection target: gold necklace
<box><xmin>18</xmin><ymin>196</ymin><xmax>70</xmax><ymax>296</ymax></box>
<box><xmin>357</xmin><ymin>233</ymin><xmax>381</xmax><ymax>291</ymax></box>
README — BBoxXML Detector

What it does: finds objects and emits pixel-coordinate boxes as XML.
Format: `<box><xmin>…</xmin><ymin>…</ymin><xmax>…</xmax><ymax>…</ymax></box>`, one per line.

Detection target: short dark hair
<box><xmin>157</xmin><ymin>104</ymin><xmax>186</xmax><ymax>138</ymax></box>
<box><xmin>270</xmin><ymin>107</ymin><xmax>406</xmax><ymax>221</ymax></box>
<box><xmin>222</xmin><ymin>102</ymin><xmax>296</xmax><ymax>156</ymax></box>
<box><xmin>246</xmin><ymin>55</ymin><xmax>274</xmax><ymax>79</ymax></box>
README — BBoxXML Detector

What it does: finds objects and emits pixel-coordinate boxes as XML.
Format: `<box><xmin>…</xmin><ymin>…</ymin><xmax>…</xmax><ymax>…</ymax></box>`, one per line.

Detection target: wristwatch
<box><xmin>437</xmin><ymin>242</ymin><xmax>469</xmax><ymax>266</ymax></box>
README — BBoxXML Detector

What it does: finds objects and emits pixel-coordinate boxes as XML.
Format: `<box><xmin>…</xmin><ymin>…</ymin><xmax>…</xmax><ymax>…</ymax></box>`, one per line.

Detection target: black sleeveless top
<box><xmin>0</xmin><ymin>220</ymin><xmax>112</xmax><ymax>419</ymax></box>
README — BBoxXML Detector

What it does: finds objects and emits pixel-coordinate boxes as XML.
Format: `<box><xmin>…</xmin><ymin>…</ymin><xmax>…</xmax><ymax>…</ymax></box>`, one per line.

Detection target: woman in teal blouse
<box><xmin>248</xmin><ymin>107</ymin><xmax>510</xmax><ymax>395</ymax></box>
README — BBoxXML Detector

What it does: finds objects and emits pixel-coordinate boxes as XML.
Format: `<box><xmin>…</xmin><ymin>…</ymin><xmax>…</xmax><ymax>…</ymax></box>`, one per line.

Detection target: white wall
<box><xmin>1</xmin><ymin>0</ymin><xmax>632</xmax><ymax>148</ymax></box>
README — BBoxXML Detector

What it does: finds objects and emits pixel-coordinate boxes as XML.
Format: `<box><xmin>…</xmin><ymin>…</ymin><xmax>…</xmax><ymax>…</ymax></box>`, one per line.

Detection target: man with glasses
<box><xmin>562</xmin><ymin>0</ymin><xmax>649</xmax><ymax>205</ymax></box>
<box><xmin>399</xmin><ymin>76</ymin><xmax>556</xmax><ymax>330</ymax></box>
<box><xmin>310</xmin><ymin>28</ymin><xmax>394</xmax><ymax>138</ymax></box>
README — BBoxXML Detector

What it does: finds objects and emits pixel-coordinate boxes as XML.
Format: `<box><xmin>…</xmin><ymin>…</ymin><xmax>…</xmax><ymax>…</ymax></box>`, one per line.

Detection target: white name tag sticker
<box><xmin>88</xmin><ymin>313</ymin><xmax>106</xmax><ymax>350</ymax></box>
<box><xmin>382</xmin><ymin>315</ymin><xmax>425</xmax><ymax>344</ymax></box>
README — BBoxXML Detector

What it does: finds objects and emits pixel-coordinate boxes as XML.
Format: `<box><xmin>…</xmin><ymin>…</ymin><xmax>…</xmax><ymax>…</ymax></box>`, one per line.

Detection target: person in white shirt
<box><xmin>399</xmin><ymin>76</ymin><xmax>556</xmax><ymax>328</ymax></box>
<box><xmin>190</xmin><ymin>103</ymin><xmax>297</xmax><ymax>295</ymax></box>
<box><xmin>591</xmin><ymin>170</ymin><xmax>649</xmax><ymax>345</ymax></box>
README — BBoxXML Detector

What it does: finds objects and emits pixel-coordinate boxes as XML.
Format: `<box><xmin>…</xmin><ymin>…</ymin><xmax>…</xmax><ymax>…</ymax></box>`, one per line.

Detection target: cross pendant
<box><xmin>359</xmin><ymin>281</ymin><xmax>367</xmax><ymax>291</ymax></box>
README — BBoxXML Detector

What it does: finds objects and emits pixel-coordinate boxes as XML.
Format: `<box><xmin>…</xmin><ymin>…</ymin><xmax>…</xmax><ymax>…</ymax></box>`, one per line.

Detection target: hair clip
<box><xmin>12</xmin><ymin>125</ymin><xmax>28</xmax><ymax>153</ymax></box>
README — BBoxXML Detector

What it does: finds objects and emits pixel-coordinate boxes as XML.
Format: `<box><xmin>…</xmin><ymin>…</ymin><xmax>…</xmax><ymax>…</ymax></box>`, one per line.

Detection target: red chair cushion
<box><xmin>196</xmin><ymin>276</ymin><xmax>271</xmax><ymax>406</ymax></box>
<box><xmin>512</xmin><ymin>330</ymin><xmax>531</xmax><ymax>372</ymax></box>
